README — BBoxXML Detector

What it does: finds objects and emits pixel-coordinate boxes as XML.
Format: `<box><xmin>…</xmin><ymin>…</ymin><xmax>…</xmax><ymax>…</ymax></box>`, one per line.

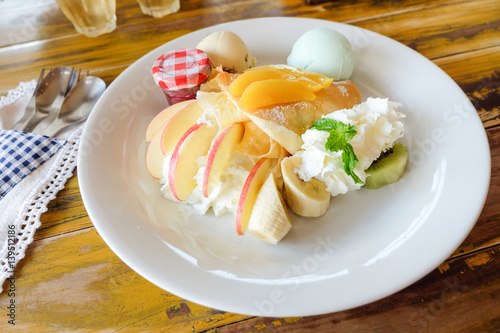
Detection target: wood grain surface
<box><xmin>0</xmin><ymin>0</ymin><xmax>498</xmax><ymax>331</ymax></box>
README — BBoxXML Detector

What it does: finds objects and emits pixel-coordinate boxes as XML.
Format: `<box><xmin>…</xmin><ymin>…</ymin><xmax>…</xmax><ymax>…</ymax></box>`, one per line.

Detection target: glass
<box><xmin>136</xmin><ymin>0</ymin><xmax>180</xmax><ymax>18</ymax></box>
<box><xmin>56</xmin><ymin>0</ymin><xmax>116</xmax><ymax>37</ymax></box>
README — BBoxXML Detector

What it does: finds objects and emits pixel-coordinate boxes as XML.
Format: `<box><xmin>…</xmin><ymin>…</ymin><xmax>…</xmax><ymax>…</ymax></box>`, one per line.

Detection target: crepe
<box><xmin>215</xmin><ymin>71</ymin><xmax>362</xmax><ymax>153</ymax></box>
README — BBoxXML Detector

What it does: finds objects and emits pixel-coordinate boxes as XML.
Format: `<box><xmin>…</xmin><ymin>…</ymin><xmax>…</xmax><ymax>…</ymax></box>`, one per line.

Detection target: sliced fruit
<box><xmin>281</xmin><ymin>155</ymin><xmax>330</xmax><ymax>217</ymax></box>
<box><xmin>239</xmin><ymin>79</ymin><xmax>316</xmax><ymax>108</ymax></box>
<box><xmin>161</xmin><ymin>101</ymin><xmax>205</xmax><ymax>155</ymax></box>
<box><xmin>228</xmin><ymin>70</ymin><xmax>289</xmax><ymax>97</ymax></box>
<box><xmin>247</xmin><ymin>172</ymin><xmax>292</xmax><ymax>244</ymax></box>
<box><xmin>363</xmin><ymin>143</ymin><xmax>408</xmax><ymax>189</ymax></box>
<box><xmin>235</xmin><ymin>158</ymin><xmax>273</xmax><ymax>235</ymax></box>
<box><xmin>169</xmin><ymin>123</ymin><xmax>215</xmax><ymax>201</ymax></box>
<box><xmin>146</xmin><ymin>100</ymin><xmax>194</xmax><ymax>142</ymax></box>
<box><xmin>246</xmin><ymin>64</ymin><xmax>333</xmax><ymax>87</ymax></box>
<box><xmin>230</xmin><ymin>64</ymin><xmax>333</xmax><ymax>97</ymax></box>
<box><xmin>203</xmin><ymin>123</ymin><xmax>245</xmax><ymax>197</ymax></box>
<box><xmin>146</xmin><ymin>125</ymin><xmax>167</xmax><ymax>179</ymax></box>
<box><xmin>272</xmin><ymin>147</ymin><xmax>291</xmax><ymax>189</ymax></box>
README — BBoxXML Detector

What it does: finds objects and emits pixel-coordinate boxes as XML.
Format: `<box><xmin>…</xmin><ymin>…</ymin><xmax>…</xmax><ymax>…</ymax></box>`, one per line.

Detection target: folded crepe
<box><xmin>214</xmin><ymin>70</ymin><xmax>362</xmax><ymax>154</ymax></box>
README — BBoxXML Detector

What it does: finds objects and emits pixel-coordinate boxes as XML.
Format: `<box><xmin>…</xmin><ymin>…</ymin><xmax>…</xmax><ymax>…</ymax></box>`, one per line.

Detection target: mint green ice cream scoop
<box><xmin>287</xmin><ymin>28</ymin><xmax>354</xmax><ymax>80</ymax></box>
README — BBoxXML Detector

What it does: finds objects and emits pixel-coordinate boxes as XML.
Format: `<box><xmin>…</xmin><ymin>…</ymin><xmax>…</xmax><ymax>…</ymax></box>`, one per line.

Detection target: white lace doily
<box><xmin>0</xmin><ymin>81</ymin><xmax>83</xmax><ymax>292</ymax></box>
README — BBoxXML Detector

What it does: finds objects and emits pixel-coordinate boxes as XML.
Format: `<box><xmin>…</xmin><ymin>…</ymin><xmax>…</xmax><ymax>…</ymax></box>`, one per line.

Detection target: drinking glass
<box><xmin>136</xmin><ymin>0</ymin><xmax>180</xmax><ymax>18</ymax></box>
<box><xmin>56</xmin><ymin>0</ymin><xmax>116</xmax><ymax>37</ymax></box>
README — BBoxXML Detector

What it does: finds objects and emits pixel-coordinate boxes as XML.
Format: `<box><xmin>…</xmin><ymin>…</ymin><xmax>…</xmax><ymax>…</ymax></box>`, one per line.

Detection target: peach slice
<box><xmin>203</xmin><ymin>123</ymin><xmax>244</xmax><ymax>197</ymax></box>
<box><xmin>228</xmin><ymin>70</ymin><xmax>288</xmax><ymax>97</ymax></box>
<box><xmin>239</xmin><ymin>79</ymin><xmax>317</xmax><ymax>108</ymax></box>
<box><xmin>235</xmin><ymin>157</ymin><xmax>273</xmax><ymax>235</ymax></box>
<box><xmin>229</xmin><ymin>64</ymin><xmax>333</xmax><ymax>98</ymax></box>
<box><xmin>169</xmin><ymin>122</ymin><xmax>215</xmax><ymax>201</ymax></box>
<box><xmin>160</xmin><ymin>101</ymin><xmax>204</xmax><ymax>156</ymax></box>
<box><xmin>246</xmin><ymin>64</ymin><xmax>333</xmax><ymax>91</ymax></box>
<box><xmin>146</xmin><ymin>100</ymin><xmax>194</xmax><ymax>142</ymax></box>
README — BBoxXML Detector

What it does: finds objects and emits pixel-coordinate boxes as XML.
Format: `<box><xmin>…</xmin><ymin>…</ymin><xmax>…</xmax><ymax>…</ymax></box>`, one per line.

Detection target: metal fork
<box><xmin>31</xmin><ymin>68</ymin><xmax>86</xmax><ymax>135</ymax></box>
<box><xmin>11</xmin><ymin>68</ymin><xmax>47</xmax><ymax>131</ymax></box>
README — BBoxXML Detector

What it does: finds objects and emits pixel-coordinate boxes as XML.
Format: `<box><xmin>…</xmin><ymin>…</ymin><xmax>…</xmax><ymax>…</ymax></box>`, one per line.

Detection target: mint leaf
<box><xmin>309</xmin><ymin>118</ymin><xmax>336</xmax><ymax>132</ymax></box>
<box><xmin>325</xmin><ymin>129</ymin><xmax>344</xmax><ymax>152</ymax></box>
<box><xmin>310</xmin><ymin>118</ymin><xmax>363</xmax><ymax>184</ymax></box>
<box><xmin>342</xmin><ymin>144</ymin><xmax>363</xmax><ymax>184</ymax></box>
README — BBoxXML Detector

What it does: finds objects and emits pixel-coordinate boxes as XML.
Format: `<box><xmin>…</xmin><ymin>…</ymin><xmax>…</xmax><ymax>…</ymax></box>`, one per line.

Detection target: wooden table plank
<box><xmin>354</xmin><ymin>0</ymin><xmax>500</xmax><ymax>60</ymax></box>
<box><xmin>435</xmin><ymin>46</ymin><xmax>500</xmax><ymax>128</ymax></box>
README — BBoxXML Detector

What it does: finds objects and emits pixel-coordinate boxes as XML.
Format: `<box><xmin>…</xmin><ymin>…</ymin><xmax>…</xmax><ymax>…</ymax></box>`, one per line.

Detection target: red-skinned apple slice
<box><xmin>169</xmin><ymin>122</ymin><xmax>215</xmax><ymax>201</ymax></box>
<box><xmin>203</xmin><ymin>123</ymin><xmax>244</xmax><ymax>197</ymax></box>
<box><xmin>235</xmin><ymin>157</ymin><xmax>273</xmax><ymax>235</ymax></box>
<box><xmin>146</xmin><ymin>100</ymin><xmax>194</xmax><ymax>142</ymax></box>
<box><xmin>146</xmin><ymin>100</ymin><xmax>199</xmax><ymax>179</ymax></box>
<box><xmin>161</xmin><ymin>101</ymin><xmax>204</xmax><ymax>156</ymax></box>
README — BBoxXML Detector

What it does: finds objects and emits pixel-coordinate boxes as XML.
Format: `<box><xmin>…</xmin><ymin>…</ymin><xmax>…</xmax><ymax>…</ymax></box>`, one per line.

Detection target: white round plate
<box><xmin>78</xmin><ymin>17</ymin><xmax>491</xmax><ymax>317</ymax></box>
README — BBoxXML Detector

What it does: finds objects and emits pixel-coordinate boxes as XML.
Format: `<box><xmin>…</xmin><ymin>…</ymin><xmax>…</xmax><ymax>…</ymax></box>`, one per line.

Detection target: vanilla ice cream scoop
<box><xmin>287</xmin><ymin>28</ymin><xmax>354</xmax><ymax>80</ymax></box>
<box><xmin>196</xmin><ymin>31</ymin><xmax>256</xmax><ymax>73</ymax></box>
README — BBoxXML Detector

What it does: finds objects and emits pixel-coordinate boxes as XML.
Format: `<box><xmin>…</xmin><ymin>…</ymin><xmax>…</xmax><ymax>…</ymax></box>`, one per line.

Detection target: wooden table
<box><xmin>1</xmin><ymin>0</ymin><xmax>499</xmax><ymax>331</ymax></box>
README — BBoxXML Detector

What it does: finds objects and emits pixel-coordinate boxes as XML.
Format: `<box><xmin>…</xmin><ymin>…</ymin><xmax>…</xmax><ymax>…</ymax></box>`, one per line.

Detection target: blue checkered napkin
<box><xmin>0</xmin><ymin>130</ymin><xmax>65</xmax><ymax>200</ymax></box>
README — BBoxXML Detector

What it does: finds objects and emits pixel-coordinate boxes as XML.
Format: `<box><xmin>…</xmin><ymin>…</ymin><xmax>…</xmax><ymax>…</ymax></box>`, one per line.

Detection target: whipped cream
<box><xmin>161</xmin><ymin>153</ymin><xmax>254</xmax><ymax>216</ymax></box>
<box><xmin>295</xmin><ymin>97</ymin><xmax>405</xmax><ymax>196</ymax></box>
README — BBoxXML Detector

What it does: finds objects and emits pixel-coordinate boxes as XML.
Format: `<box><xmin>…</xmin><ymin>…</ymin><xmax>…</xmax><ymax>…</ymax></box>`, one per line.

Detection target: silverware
<box><xmin>19</xmin><ymin>66</ymin><xmax>76</xmax><ymax>133</ymax></box>
<box><xmin>11</xmin><ymin>68</ymin><xmax>47</xmax><ymax>131</ymax></box>
<box><xmin>38</xmin><ymin>75</ymin><xmax>106</xmax><ymax>137</ymax></box>
<box><xmin>32</xmin><ymin>68</ymin><xmax>85</xmax><ymax>135</ymax></box>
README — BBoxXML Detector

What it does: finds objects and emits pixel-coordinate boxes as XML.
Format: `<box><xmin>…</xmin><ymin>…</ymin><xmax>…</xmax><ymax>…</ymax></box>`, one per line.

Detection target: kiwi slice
<box><xmin>363</xmin><ymin>143</ymin><xmax>408</xmax><ymax>189</ymax></box>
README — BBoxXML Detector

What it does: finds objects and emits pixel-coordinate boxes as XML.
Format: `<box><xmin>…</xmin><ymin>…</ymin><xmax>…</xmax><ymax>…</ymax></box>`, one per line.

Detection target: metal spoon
<box><xmin>19</xmin><ymin>66</ymin><xmax>76</xmax><ymax>132</ymax></box>
<box><xmin>11</xmin><ymin>68</ymin><xmax>47</xmax><ymax>131</ymax></box>
<box><xmin>39</xmin><ymin>76</ymin><xmax>106</xmax><ymax>137</ymax></box>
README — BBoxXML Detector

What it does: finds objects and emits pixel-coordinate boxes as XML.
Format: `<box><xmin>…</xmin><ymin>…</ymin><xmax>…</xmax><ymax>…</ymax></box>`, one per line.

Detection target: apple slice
<box><xmin>161</xmin><ymin>101</ymin><xmax>204</xmax><ymax>156</ymax></box>
<box><xmin>203</xmin><ymin>123</ymin><xmax>244</xmax><ymax>197</ymax></box>
<box><xmin>146</xmin><ymin>100</ymin><xmax>194</xmax><ymax>142</ymax></box>
<box><xmin>146</xmin><ymin>126</ymin><xmax>167</xmax><ymax>179</ymax></box>
<box><xmin>235</xmin><ymin>157</ymin><xmax>273</xmax><ymax>235</ymax></box>
<box><xmin>169</xmin><ymin>122</ymin><xmax>215</xmax><ymax>201</ymax></box>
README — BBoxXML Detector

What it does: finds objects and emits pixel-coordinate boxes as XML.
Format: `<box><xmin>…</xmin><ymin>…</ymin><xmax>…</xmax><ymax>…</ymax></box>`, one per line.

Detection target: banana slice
<box><xmin>247</xmin><ymin>173</ymin><xmax>292</xmax><ymax>244</ymax></box>
<box><xmin>281</xmin><ymin>155</ymin><xmax>331</xmax><ymax>217</ymax></box>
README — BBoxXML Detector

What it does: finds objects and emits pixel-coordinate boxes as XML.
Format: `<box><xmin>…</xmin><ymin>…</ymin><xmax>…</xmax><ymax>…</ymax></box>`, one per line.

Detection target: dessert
<box><xmin>196</xmin><ymin>31</ymin><xmax>256</xmax><ymax>73</ymax></box>
<box><xmin>152</xmin><ymin>48</ymin><xmax>211</xmax><ymax>104</ymax></box>
<box><xmin>287</xmin><ymin>28</ymin><xmax>355</xmax><ymax>80</ymax></box>
<box><xmin>145</xmin><ymin>30</ymin><xmax>408</xmax><ymax>244</ymax></box>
